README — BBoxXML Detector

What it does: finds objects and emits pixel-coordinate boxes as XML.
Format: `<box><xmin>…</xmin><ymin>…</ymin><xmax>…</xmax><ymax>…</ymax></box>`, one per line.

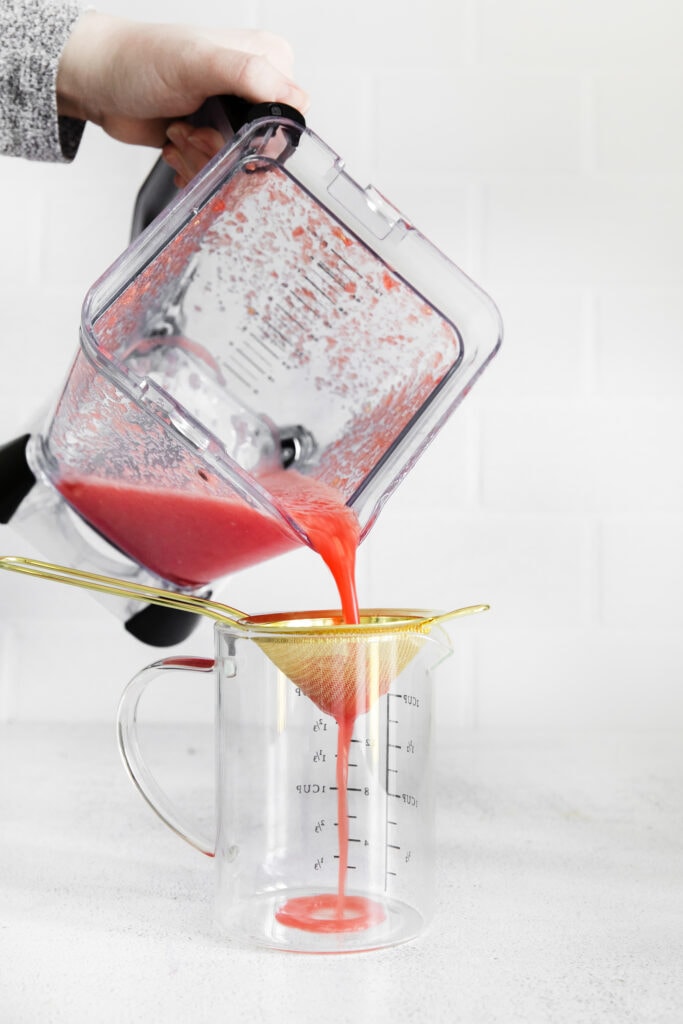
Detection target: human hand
<box><xmin>57</xmin><ymin>12</ymin><xmax>309</xmax><ymax>184</ymax></box>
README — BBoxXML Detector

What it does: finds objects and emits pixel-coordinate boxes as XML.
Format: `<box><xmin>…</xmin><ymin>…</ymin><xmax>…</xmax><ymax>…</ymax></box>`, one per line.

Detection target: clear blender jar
<box><xmin>0</xmin><ymin>100</ymin><xmax>502</xmax><ymax>644</ymax></box>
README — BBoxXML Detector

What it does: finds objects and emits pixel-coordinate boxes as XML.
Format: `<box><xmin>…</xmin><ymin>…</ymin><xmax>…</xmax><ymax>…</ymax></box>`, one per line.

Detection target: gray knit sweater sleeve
<box><xmin>0</xmin><ymin>0</ymin><xmax>86</xmax><ymax>162</ymax></box>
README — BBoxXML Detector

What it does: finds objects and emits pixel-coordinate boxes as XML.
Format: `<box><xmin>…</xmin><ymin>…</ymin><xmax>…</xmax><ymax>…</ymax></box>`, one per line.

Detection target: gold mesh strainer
<box><xmin>0</xmin><ymin>557</ymin><xmax>488</xmax><ymax>719</ymax></box>
<box><xmin>242</xmin><ymin>610</ymin><xmax>463</xmax><ymax>719</ymax></box>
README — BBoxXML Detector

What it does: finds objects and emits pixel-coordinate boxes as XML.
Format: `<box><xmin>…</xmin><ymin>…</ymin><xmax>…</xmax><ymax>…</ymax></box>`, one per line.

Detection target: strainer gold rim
<box><xmin>237</xmin><ymin>608</ymin><xmax>446</xmax><ymax>637</ymax></box>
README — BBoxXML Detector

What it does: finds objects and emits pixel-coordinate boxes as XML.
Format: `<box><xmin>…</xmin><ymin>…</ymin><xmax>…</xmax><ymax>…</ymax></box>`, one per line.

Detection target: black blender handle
<box><xmin>131</xmin><ymin>98</ymin><xmax>306</xmax><ymax>238</ymax></box>
<box><xmin>124</xmin><ymin>601</ymin><xmax>203</xmax><ymax>647</ymax></box>
<box><xmin>0</xmin><ymin>434</ymin><xmax>35</xmax><ymax>523</ymax></box>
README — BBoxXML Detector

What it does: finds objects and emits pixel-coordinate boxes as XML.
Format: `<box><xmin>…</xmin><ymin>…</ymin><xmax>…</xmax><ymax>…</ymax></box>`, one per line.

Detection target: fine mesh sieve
<box><xmin>241</xmin><ymin>610</ymin><xmax>457</xmax><ymax>719</ymax></box>
<box><xmin>0</xmin><ymin>557</ymin><xmax>487</xmax><ymax>718</ymax></box>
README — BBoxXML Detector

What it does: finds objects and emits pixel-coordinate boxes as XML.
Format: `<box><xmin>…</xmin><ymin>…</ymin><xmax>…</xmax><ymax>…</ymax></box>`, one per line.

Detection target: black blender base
<box><xmin>125</xmin><ymin>602</ymin><xmax>201</xmax><ymax>646</ymax></box>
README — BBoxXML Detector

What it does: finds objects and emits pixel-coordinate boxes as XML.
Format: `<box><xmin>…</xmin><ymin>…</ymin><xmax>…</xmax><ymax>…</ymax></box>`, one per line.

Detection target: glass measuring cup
<box><xmin>117</xmin><ymin>611</ymin><xmax>454</xmax><ymax>953</ymax></box>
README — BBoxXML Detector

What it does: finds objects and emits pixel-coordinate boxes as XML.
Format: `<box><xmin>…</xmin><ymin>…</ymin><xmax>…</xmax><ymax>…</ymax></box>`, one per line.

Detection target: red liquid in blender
<box><xmin>57</xmin><ymin>469</ymin><xmax>359</xmax><ymax>620</ymax></box>
<box><xmin>57</xmin><ymin>467</ymin><xmax>383</xmax><ymax>934</ymax></box>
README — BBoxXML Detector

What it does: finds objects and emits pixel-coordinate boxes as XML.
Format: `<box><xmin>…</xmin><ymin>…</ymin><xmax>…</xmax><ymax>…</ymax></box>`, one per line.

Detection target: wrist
<box><xmin>56</xmin><ymin>10</ymin><xmax>126</xmax><ymax>122</ymax></box>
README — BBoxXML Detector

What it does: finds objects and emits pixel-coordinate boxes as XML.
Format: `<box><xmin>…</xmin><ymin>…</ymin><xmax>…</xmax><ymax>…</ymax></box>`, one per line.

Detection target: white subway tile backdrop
<box><xmin>1</xmin><ymin>0</ymin><xmax>682</xmax><ymax>737</ymax></box>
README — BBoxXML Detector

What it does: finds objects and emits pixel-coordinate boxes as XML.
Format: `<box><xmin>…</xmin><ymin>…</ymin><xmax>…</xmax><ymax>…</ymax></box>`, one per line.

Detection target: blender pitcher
<box><xmin>0</xmin><ymin>99</ymin><xmax>502</xmax><ymax>645</ymax></box>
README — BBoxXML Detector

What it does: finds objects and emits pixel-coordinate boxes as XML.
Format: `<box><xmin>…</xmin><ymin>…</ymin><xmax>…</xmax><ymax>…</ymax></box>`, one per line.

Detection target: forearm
<box><xmin>0</xmin><ymin>0</ymin><xmax>86</xmax><ymax>162</ymax></box>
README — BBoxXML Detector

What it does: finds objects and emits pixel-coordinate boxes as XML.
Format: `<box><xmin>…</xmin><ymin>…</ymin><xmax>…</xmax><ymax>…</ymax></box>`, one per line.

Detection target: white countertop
<box><xmin>1</xmin><ymin>724</ymin><xmax>682</xmax><ymax>1024</ymax></box>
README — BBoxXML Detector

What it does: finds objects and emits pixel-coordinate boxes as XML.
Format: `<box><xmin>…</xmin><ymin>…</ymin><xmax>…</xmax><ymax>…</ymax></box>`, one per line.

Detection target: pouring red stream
<box><xmin>269</xmin><ymin>477</ymin><xmax>386</xmax><ymax>934</ymax></box>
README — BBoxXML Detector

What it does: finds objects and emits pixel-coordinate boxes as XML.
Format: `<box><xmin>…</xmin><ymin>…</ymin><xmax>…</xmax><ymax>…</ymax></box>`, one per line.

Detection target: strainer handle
<box><xmin>117</xmin><ymin>657</ymin><xmax>215</xmax><ymax>857</ymax></box>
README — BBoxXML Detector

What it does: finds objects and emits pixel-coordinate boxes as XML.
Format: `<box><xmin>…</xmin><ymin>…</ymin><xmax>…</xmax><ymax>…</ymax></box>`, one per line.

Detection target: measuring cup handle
<box><xmin>117</xmin><ymin>656</ymin><xmax>215</xmax><ymax>857</ymax></box>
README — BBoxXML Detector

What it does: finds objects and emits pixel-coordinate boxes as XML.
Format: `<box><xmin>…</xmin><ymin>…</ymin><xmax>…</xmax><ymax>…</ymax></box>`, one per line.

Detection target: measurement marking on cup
<box><xmin>302</xmin><ymin>273</ymin><xmax>334</xmax><ymax>306</ymax></box>
<box><xmin>316</xmin><ymin>259</ymin><xmax>349</xmax><ymax>293</ymax></box>
<box><xmin>258</xmin><ymin>321</ymin><xmax>289</xmax><ymax>352</ymax></box>
<box><xmin>307</xmin><ymin>267</ymin><xmax>337</xmax><ymax>303</ymax></box>
<box><xmin>247</xmin><ymin>328</ymin><xmax>282</xmax><ymax>360</ymax></box>
<box><xmin>235</xmin><ymin>344</ymin><xmax>269</xmax><ymax>375</ymax></box>
<box><xmin>383</xmin><ymin>690</ymin><xmax>421</xmax><ymax>886</ymax></box>
<box><xmin>385</xmin><ymin>695</ymin><xmax>393</xmax><ymax>887</ymax></box>
<box><xmin>329</xmin><ymin>247</ymin><xmax>363</xmax><ymax>281</ymax></box>
<box><xmin>277</xmin><ymin>302</ymin><xmax>307</xmax><ymax>333</ymax></box>
<box><xmin>333</xmin><ymin>856</ymin><xmax>357</xmax><ymax>869</ymax></box>
<box><xmin>226</xmin><ymin>364</ymin><xmax>257</xmax><ymax>392</ymax></box>
<box><xmin>291</xmin><ymin>290</ymin><xmax>318</xmax><ymax>318</ymax></box>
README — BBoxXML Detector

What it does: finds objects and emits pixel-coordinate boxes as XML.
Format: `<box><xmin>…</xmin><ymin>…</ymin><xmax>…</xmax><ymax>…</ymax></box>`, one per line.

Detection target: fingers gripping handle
<box><xmin>117</xmin><ymin>656</ymin><xmax>216</xmax><ymax>856</ymax></box>
<box><xmin>131</xmin><ymin>97</ymin><xmax>306</xmax><ymax>237</ymax></box>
